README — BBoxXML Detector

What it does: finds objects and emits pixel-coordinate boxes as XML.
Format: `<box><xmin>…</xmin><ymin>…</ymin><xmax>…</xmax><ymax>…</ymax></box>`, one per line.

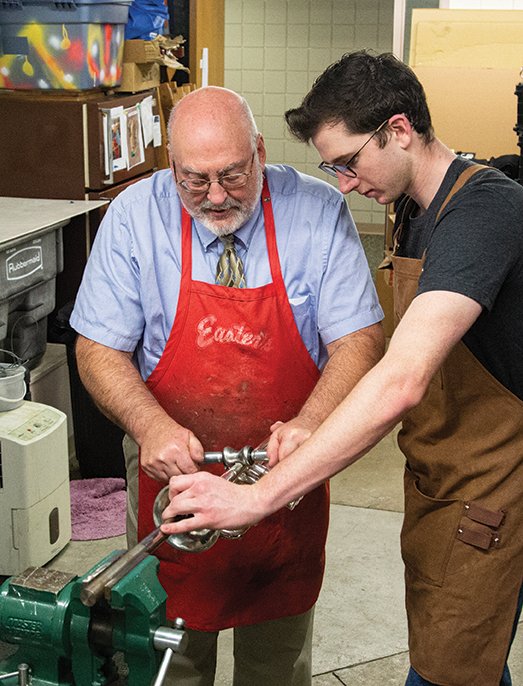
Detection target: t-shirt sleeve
<box><xmin>70</xmin><ymin>201</ymin><xmax>145</xmax><ymax>351</ymax></box>
<box><xmin>417</xmin><ymin>183</ymin><xmax>521</xmax><ymax>312</ymax></box>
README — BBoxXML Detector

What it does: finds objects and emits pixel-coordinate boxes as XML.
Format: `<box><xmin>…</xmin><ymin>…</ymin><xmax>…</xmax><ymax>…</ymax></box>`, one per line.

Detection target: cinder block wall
<box><xmin>223</xmin><ymin>0</ymin><xmax>394</xmax><ymax>232</ymax></box>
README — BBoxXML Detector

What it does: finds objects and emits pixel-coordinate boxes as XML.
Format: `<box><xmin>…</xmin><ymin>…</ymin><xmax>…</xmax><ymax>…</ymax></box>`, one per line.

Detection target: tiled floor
<box><xmin>2</xmin><ymin>427</ymin><xmax>523</xmax><ymax>684</ymax></box>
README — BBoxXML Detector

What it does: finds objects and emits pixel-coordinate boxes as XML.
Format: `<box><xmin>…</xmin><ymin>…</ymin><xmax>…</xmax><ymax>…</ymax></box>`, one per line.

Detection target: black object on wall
<box><xmin>167</xmin><ymin>0</ymin><xmax>190</xmax><ymax>85</ymax></box>
<box><xmin>514</xmin><ymin>82</ymin><xmax>523</xmax><ymax>185</ymax></box>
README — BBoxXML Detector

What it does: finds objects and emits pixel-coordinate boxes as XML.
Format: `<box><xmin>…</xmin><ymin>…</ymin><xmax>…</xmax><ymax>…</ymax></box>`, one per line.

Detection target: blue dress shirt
<box><xmin>71</xmin><ymin>164</ymin><xmax>383</xmax><ymax>380</ymax></box>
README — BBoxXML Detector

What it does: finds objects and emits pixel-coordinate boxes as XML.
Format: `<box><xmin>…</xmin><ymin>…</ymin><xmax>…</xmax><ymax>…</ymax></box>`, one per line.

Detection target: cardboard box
<box><xmin>376</xmin><ymin>264</ymin><xmax>394</xmax><ymax>339</ymax></box>
<box><xmin>116</xmin><ymin>36</ymin><xmax>187</xmax><ymax>93</ymax></box>
<box><xmin>118</xmin><ymin>60</ymin><xmax>160</xmax><ymax>93</ymax></box>
<box><xmin>156</xmin><ymin>81</ymin><xmax>196</xmax><ymax>168</ymax></box>
<box><xmin>122</xmin><ymin>39</ymin><xmax>160</xmax><ymax>64</ymax></box>
<box><xmin>122</xmin><ymin>37</ymin><xmax>185</xmax><ymax>66</ymax></box>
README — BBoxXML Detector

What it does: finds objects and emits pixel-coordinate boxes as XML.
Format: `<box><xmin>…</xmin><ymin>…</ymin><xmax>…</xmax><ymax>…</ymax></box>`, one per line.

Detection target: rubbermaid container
<box><xmin>0</xmin><ymin>222</ymin><xmax>63</xmax><ymax>369</ymax></box>
<box><xmin>0</xmin><ymin>0</ymin><xmax>132</xmax><ymax>89</ymax></box>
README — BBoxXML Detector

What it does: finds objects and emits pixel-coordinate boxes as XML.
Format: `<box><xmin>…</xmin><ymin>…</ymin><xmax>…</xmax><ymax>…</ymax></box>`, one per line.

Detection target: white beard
<box><xmin>181</xmin><ymin>165</ymin><xmax>264</xmax><ymax>237</ymax></box>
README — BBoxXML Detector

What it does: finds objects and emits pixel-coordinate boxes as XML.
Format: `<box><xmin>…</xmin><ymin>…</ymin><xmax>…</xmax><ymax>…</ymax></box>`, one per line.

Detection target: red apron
<box><xmin>138</xmin><ymin>179</ymin><xmax>330</xmax><ymax>631</ymax></box>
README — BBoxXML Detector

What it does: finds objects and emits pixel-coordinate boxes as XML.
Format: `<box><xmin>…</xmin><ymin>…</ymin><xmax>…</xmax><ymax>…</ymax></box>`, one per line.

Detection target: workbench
<box><xmin>0</xmin><ymin>197</ymin><xmax>108</xmax><ymax>367</ymax></box>
<box><xmin>0</xmin><ymin>197</ymin><xmax>108</xmax><ymax>248</ymax></box>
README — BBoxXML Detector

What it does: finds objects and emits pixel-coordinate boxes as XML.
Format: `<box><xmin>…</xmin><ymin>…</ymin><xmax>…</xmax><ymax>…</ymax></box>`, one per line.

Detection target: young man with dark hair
<box><xmin>286</xmin><ymin>51</ymin><xmax>434</xmax><ymax>146</ymax></box>
<box><xmin>162</xmin><ymin>52</ymin><xmax>523</xmax><ymax>686</ymax></box>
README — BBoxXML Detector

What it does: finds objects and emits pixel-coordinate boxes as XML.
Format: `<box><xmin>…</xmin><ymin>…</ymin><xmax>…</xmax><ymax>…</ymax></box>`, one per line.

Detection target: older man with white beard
<box><xmin>70</xmin><ymin>86</ymin><xmax>384</xmax><ymax>686</ymax></box>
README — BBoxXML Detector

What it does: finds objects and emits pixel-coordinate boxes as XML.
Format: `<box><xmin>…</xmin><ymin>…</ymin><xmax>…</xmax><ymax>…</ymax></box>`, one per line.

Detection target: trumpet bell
<box><xmin>152</xmin><ymin>486</ymin><xmax>221</xmax><ymax>553</ymax></box>
<box><xmin>151</xmin><ymin>451</ymin><xmax>302</xmax><ymax>554</ymax></box>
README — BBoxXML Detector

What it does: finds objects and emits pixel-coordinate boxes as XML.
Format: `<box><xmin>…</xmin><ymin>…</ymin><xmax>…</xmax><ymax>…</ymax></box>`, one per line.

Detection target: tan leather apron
<box><xmin>391</xmin><ymin>166</ymin><xmax>523</xmax><ymax>686</ymax></box>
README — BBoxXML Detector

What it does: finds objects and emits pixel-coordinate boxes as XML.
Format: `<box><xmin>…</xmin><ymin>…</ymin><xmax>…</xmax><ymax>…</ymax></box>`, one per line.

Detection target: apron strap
<box><xmin>394</xmin><ymin>164</ymin><xmax>490</xmax><ymax>258</ymax></box>
<box><xmin>435</xmin><ymin>164</ymin><xmax>490</xmax><ymax>222</ymax></box>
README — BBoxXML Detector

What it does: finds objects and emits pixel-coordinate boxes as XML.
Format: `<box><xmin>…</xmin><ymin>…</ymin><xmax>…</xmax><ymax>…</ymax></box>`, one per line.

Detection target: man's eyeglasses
<box><xmin>318</xmin><ymin>119</ymin><xmax>389</xmax><ymax>179</ymax></box>
<box><xmin>173</xmin><ymin>152</ymin><xmax>255</xmax><ymax>193</ymax></box>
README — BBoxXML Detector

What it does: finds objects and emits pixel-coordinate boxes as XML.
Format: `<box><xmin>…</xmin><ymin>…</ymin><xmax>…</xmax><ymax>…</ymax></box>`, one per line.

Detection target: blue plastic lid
<box><xmin>0</xmin><ymin>0</ymin><xmax>132</xmax><ymax>8</ymax></box>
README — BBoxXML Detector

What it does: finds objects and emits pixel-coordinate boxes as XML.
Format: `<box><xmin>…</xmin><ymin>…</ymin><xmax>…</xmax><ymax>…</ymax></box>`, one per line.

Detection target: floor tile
<box><xmin>215</xmin><ymin>629</ymin><xmax>234</xmax><ymax>686</ymax></box>
<box><xmin>330</xmin><ymin>427</ymin><xmax>405</xmax><ymax>513</ymax></box>
<box><xmin>334</xmin><ymin>651</ymin><xmax>411</xmax><ymax>685</ymax></box>
<box><xmin>312</xmin><ymin>673</ymin><xmax>344</xmax><ymax>685</ymax></box>
<box><xmin>214</xmin><ymin>503</ymin><xmax>407</xmax><ymax>683</ymax></box>
<box><xmin>313</xmin><ymin>504</ymin><xmax>408</xmax><ymax>674</ymax></box>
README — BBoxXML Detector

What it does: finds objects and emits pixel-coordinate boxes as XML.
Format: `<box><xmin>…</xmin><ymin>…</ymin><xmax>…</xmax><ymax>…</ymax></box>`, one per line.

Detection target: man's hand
<box><xmin>266</xmin><ymin>419</ymin><xmax>313</xmax><ymax>466</ymax></box>
<box><xmin>161</xmin><ymin>471</ymin><xmax>266</xmax><ymax>533</ymax></box>
<box><xmin>139</xmin><ymin>416</ymin><xmax>204</xmax><ymax>482</ymax></box>
<box><xmin>75</xmin><ymin>337</ymin><xmax>205</xmax><ymax>482</ymax></box>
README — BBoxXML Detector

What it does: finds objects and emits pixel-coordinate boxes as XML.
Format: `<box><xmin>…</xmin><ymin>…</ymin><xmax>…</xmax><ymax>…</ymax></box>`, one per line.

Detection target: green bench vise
<box><xmin>0</xmin><ymin>551</ymin><xmax>186</xmax><ymax>686</ymax></box>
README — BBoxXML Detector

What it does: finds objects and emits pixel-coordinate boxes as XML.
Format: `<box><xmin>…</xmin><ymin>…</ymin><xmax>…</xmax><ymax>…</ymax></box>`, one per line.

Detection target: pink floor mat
<box><xmin>70</xmin><ymin>477</ymin><xmax>127</xmax><ymax>540</ymax></box>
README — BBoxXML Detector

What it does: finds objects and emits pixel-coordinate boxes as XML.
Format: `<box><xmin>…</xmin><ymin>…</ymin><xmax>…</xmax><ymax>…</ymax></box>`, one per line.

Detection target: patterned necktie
<box><xmin>215</xmin><ymin>235</ymin><xmax>246</xmax><ymax>288</ymax></box>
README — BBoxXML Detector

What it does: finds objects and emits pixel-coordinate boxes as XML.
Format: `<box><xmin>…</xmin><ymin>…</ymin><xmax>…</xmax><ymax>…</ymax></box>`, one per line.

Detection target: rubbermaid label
<box><xmin>6</xmin><ymin>246</ymin><xmax>43</xmax><ymax>280</ymax></box>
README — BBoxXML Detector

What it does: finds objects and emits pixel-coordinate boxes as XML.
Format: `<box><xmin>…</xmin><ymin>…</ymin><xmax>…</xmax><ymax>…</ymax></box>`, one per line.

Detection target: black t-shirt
<box><xmin>394</xmin><ymin>157</ymin><xmax>523</xmax><ymax>400</ymax></box>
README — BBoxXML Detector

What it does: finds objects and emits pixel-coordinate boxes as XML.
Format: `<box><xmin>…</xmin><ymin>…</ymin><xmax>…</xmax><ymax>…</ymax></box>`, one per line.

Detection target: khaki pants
<box><xmin>122</xmin><ymin>435</ymin><xmax>314</xmax><ymax>686</ymax></box>
<box><xmin>167</xmin><ymin>609</ymin><xmax>314</xmax><ymax>686</ymax></box>
<box><xmin>123</xmin><ymin>433</ymin><xmax>140</xmax><ymax>549</ymax></box>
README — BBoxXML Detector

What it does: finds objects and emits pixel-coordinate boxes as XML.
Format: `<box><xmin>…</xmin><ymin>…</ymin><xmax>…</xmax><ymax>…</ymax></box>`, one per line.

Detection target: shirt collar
<box><xmin>191</xmin><ymin>198</ymin><xmax>264</xmax><ymax>252</ymax></box>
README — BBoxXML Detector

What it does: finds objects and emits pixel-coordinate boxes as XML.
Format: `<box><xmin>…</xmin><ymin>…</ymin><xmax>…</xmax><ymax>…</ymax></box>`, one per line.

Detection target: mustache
<box><xmin>199</xmin><ymin>198</ymin><xmax>242</xmax><ymax>211</ymax></box>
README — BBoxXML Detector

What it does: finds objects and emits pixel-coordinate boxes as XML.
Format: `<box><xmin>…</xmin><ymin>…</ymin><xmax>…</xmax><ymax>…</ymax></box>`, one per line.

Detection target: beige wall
<box><xmin>410</xmin><ymin>9</ymin><xmax>523</xmax><ymax>158</ymax></box>
<box><xmin>223</xmin><ymin>0</ymin><xmax>394</xmax><ymax>230</ymax></box>
<box><xmin>447</xmin><ymin>1</ymin><xmax>523</xmax><ymax>7</ymax></box>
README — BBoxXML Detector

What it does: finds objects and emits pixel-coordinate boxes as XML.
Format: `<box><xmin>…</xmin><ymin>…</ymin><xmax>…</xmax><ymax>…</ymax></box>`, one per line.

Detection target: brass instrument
<box><xmin>152</xmin><ymin>443</ymin><xmax>302</xmax><ymax>553</ymax></box>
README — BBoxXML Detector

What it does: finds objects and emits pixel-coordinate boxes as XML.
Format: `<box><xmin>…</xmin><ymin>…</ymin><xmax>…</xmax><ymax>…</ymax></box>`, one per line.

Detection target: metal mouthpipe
<box><xmin>203</xmin><ymin>447</ymin><xmax>268</xmax><ymax>467</ymax></box>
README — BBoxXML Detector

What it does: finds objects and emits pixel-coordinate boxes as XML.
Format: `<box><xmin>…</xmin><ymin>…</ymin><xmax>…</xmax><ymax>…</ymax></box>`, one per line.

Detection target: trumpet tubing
<box><xmin>152</xmin><ymin>458</ymin><xmax>302</xmax><ymax>553</ymax></box>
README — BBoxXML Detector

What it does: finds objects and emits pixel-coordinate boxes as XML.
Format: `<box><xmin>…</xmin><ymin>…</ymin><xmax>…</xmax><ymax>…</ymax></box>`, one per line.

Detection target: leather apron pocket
<box><xmin>401</xmin><ymin>466</ymin><xmax>464</xmax><ymax>587</ymax></box>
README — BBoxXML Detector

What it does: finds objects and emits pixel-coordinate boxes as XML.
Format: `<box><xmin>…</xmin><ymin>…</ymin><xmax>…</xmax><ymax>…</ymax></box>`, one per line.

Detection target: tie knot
<box><xmin>219</xmin><ymin>234</ymin><xmax>235</xmax><ymax>248</ymax></box>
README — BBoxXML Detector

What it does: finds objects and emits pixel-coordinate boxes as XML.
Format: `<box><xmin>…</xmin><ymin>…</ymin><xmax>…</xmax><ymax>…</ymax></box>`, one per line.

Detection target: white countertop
<box><xmin>0</xmin><ymin>197</ymin><xmax>109</xmax><ymax>247</ymax></box>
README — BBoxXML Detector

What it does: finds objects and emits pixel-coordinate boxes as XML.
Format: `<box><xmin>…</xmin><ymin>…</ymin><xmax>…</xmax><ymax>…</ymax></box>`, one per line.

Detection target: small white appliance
<box><xmin>0</xmin><ymin>400</ymin><xmax>71</xmax><ymax>575</ymax></box>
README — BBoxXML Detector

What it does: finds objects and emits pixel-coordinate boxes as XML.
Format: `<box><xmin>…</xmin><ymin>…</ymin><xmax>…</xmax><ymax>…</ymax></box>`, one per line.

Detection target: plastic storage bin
<box><xmin>0</xmin><ymin>0</ymin><xmax>131</xmax><ymax>89</ymax></box>
<box><xmin>0</xmin><ymin>222</ymin><xmax>63</xmax><ymax>368</ymax></box>
<box><xmin>0</xmin><ymin>361</ymin><xmax>26</xmax><ymax>411</ymax></box>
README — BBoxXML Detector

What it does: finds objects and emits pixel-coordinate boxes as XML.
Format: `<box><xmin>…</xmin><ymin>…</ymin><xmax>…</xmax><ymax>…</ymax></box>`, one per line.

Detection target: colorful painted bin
<box><xmin>0</xmin><ymin>0</ymin><xmax>131</xmax><ymax>89</ymax></box>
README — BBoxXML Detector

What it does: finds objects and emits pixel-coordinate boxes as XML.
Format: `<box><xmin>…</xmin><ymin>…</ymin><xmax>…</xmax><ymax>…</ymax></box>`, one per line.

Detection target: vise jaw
<box><xmin>0</xmin><ymin>552</ymin><xmax>186</xmax><ymax>686</ymax></box>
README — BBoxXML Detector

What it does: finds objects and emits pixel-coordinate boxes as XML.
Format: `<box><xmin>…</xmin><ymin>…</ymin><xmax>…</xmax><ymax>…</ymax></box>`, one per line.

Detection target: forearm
<box><xmin>162</xmin><ymin>291</ymin><xmax>485</xmax><ymax>534</ymax></box>
<box><xmin>256</xmin><ymin>292</ymin><xmax>483</xmax><ymax>513</ymax></box>
<box><xmin>297</xmin><ymin>322</ymin><xmax>385</xmax><ymax>429</ymax></box>
<box><xmin>256</xmin><ymin>357</ymin><xmax>410</xmax><ymax>514</ymax></box>
<box><xmin>75</xmin><ymin>335</ymin><xmax>173</xmax><ymax>445</ymax></box>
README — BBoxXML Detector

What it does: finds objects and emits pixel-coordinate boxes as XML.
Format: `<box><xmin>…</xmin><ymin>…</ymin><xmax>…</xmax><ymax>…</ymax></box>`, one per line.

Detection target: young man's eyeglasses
<box><xmin>173</xmin><ymin>152</ymin><xmax>256</xmax><ymax>193</ymax></box>
<box><xmin>318</xmin><ymin>119</ymin><xmax>389</xmax><ymax>179</ymax></box>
